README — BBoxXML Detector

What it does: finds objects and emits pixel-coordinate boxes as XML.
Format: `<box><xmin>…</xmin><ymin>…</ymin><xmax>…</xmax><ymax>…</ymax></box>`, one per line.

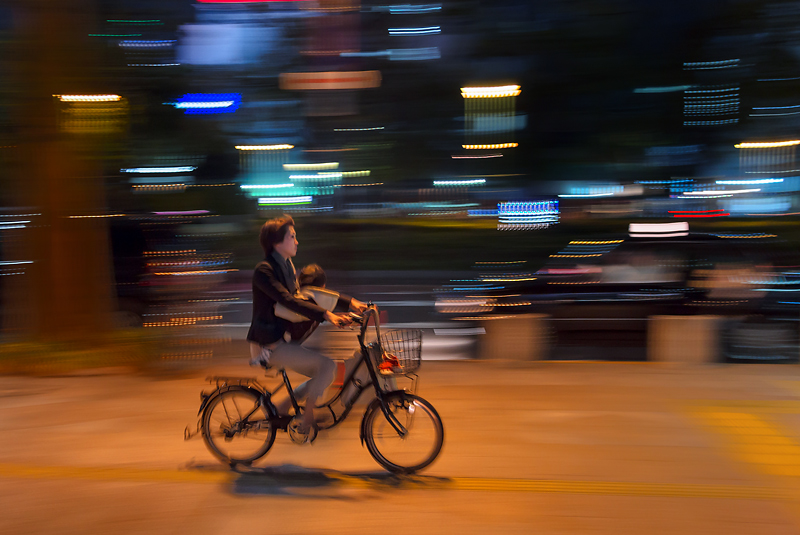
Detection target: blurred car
<box><xmin>435</xmin><ymin>224</ymin><xmax>800</xmax><ymax>361</ymax></box>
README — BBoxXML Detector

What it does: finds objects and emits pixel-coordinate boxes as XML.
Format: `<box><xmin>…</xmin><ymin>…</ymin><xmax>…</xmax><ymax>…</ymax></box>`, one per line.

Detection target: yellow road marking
<box><xmin>0</xmin><ymin>462</ymin><xmax>783</xmax><ymax>499</ymax></box>
<box><xmin>448</xmin><ymin>478</ymin><xmax>781</xmax><ymax>499</ymax></box>
<box><xmin>692</xmin><ymin>409</ymin><xmax>800</xmax><ymax>476</ymax></box>
<box><xmin>0</xmin><ymin>463</ymin><xmax>233</xmax><ymax>485</ymax></box>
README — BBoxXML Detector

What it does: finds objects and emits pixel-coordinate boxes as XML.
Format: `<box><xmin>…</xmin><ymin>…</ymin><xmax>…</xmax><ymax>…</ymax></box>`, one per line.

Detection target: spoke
<box><xmin>365</xmin><ymin>395</ymin><xmax>442</xmax><ymax>472</ymax></box>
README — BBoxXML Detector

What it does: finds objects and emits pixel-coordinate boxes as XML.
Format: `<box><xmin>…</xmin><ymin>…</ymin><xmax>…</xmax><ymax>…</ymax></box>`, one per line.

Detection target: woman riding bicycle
<box><xmin>247</xmin><ymin>215</ymin><xmax>366</xmax><ymax>436</ymax></box>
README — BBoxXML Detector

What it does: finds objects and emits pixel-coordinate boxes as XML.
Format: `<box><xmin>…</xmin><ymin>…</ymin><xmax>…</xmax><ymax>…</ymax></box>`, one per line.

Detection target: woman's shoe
<box><xmin>288</xmin><ymin>417</ymin><xmax>319</xmax><ymax>445</ymax></box>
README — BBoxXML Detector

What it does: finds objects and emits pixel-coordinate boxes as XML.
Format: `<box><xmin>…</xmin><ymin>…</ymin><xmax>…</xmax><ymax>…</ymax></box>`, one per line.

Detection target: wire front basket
<box><xmin>369</xmin><ymin>329</ymin><xmax>422</xmax><ymax>375</ymax></box>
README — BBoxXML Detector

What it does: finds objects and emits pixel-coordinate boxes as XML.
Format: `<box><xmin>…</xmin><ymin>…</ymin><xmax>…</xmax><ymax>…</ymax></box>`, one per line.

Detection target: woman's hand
<box><xmin>349</xmin><ymin>299</ymin><xmax>368</xmax><ymax>314</ymax></box>
<box><xmin>324</xmin><ymin>310</ymin><xmax>352</xmax><ymax>328</ymax></box>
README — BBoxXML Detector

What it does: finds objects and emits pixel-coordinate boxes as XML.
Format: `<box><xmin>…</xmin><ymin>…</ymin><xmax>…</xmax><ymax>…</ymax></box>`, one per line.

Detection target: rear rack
<box><xmin>205</xmin><ymin>376</ymin><xmax>264</xmax><ymax>389</ymax></box>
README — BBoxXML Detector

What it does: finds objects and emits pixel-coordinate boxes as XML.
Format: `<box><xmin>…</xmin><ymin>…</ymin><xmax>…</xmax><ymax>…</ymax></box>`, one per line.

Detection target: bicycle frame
<box><xmin>187</xmin><ymin>304</ymin><xmax>413</xmax><ymax>441</ymax></box>
<box><xmin>287</xmin><ymin>304</ymin><xmax>413</xmax><ymax>430</ymax></box>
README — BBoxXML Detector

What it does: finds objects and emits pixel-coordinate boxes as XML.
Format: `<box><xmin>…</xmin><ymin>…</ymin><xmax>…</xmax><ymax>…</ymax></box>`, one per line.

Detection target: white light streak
<box><xmin>557</xmin><ymin>193</ymin><xmax>615</xmax><ymax>198</ymax></box>
<box><xmin>433</xmin><ymin>179</ymin><xmax>486</xmax><ymax>186</ymax></box>
<box><xmin>753</xmin><ymin>104</ymin><xmax>800</xmax><ymax>110</ymax></box>
<box><xmin>389</xmin><ymin>4</ymin><xmax>442</xmax><ymax>13</ymax></box>
<box><xmin>629</xmin><ymin>222</ymin><xmax>689</xmax><ymax>238</ymax></box>
<box><xmin>716</xmin><ymin>178</ymin><xmax>783</xmax><ymax>185</ymax></box>
<box><xmin>333</xmin><ymin>127</ymin><xmax>384</xmax><ymax>131</ymax></box>
<box><xmin>283</xmin><ymin>163</ymin><xmax>339</xmax><ymax>171</ymax></box>
<box><xmin>236</xmin><ymin>145</ymin><xmax>294</xmax><ymax>151</ymax></box>
<box><xmin>683</xmin><ymin>59</ymin><xmax>740</xmax><ymax>70</ymax></box>
<box><xmin>452</xmin><ymin>154</ymin><xmax>503</xmax><ymax>159</ymax></box>
<box><xmin>682</xmin><ymin>189</ymin><xmax>760</xmax><ymax>196</ymax></box>
<box><xmin>750</xmin><ymin>111</ymin><xmax>800</xmax><ymax>117</ymax></box>
<box><xmin>258</xmin><ymin>196</ymin><xmax>312</xmax><ymax>205</ymax></box>
<box><xmin>289</xmin><ymin>174</ymin><xmax>343</xmax><ymax>180</ymax></box>
<box><xmin>240</xmin><ymin>184</ymin><xmax>294</xmax><ymax>190</ymax></box>
<box><xmin>122</xmin><ymin>166</ymin><xmax>196</xmax><ymax>174</ymax></box>
<box><xmin>389</xmin><ymin>26</ymin><xmax>441</xmax><ymax>35</ymax></box>
<box><xmin>119</xmin><ymin>40</ymin><xmax>176</xmax><ymax>48</ymax></box>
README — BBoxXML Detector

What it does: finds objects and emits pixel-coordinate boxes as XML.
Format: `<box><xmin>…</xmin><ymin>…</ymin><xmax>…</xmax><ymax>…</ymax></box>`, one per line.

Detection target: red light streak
<box><xmin>669</xmin><ymin>209</ymin><xmax>729</xmax><ymax>218</ymax></box>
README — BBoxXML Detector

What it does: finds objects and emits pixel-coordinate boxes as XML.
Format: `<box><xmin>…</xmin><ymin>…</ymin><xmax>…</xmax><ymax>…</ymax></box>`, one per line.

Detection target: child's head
<box><xmin>299</xmin><ymin>263</ymin><xmax>326</xmax><ymax>288</ymax></box>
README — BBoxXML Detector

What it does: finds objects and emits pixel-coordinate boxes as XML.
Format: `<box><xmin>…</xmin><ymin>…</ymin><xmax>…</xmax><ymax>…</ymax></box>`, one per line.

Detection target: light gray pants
<box><xmin>250</xmin><ymin>341</ymin><xmax>336</xmax><ymax>406</ymax></box>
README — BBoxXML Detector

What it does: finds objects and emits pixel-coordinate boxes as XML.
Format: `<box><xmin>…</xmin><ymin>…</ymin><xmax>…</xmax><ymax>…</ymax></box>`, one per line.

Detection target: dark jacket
<box><xmin>246</xmin><ymin>255</ymin><xmax>352</xmax><ymax>345</ymax></box>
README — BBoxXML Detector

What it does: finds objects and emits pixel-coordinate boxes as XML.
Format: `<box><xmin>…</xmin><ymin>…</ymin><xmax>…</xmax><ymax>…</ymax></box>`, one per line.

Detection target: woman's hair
<box><xmin>259</xmin><ymin>215</ymin><xmax>295</xmax><ymax>256</ymax></box>
<box><xmin>299</xmin><ymin>263</ymin><xmax>326</xmax><ymax>288</ymax></box>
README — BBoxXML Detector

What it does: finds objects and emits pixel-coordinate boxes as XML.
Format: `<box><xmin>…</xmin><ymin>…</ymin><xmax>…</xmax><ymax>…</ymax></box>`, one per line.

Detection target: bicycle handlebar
<box><xmin>352</xmin><ymin>303</ymin><xmax>381</xmax><ymax>344</ymax></box>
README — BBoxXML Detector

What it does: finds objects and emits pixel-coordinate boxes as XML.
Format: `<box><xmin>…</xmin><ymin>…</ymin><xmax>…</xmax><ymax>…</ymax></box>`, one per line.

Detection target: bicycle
<box><xmin>185</xmin><ymin>304</ymin><xmax>444</xmax><ymax>474</ymax></box>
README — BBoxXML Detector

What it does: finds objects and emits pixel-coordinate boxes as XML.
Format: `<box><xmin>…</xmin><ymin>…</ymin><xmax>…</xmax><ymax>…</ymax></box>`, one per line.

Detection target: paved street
<box><xmin>4</xmin><ymin>359</ymin><xmax>800</xmax><ymax>534</ymax></box>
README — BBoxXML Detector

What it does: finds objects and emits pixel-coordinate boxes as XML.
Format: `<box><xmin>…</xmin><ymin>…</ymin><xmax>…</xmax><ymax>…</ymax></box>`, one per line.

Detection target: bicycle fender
<box><xmin>197</xmin><ymin>391</ymin><xmax>214</xmax><ymax>416</ymax></box>
<box><xmin>197</xmin><ymin>385</ymin><xmax>261</xmax><ymax>416</ymax></box>
<box><xmin>359</xmin><ymin>391</ymin><xmax>409</xmax><ymax>446</ymax></box>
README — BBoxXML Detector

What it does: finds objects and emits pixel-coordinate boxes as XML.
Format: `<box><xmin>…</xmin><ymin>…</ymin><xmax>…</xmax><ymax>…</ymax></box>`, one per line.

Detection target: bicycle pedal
<box><xmin>287</xmin><ymin>417</ymin><xmax>319</xmax><ymax>445</ymax></box>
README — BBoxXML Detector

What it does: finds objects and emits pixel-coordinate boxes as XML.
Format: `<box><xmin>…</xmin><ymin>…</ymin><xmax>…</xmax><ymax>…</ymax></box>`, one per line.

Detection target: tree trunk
<box><xmin>4</xmin><ymin>0</ymin><xmax>115</xmax><ymax>340</ymax></box>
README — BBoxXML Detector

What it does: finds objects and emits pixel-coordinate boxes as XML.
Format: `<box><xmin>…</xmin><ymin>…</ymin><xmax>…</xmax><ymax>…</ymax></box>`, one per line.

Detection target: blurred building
<box><xmin>24</xmin><ymin>0</ymin><xmax>800</xmax><ymax>219</ymax></box>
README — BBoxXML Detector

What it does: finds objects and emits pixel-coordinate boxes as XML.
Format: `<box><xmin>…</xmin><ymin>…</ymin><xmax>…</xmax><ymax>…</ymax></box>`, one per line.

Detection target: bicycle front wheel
<box><xmin>202</xmin><ymin>387</ymin><xmax>276</xmax><ymax>465</ymax></box>
<box><xmin>362</xmin><ymin>392</ymin><xmax>444</xmax><ymax>474</ymax></box>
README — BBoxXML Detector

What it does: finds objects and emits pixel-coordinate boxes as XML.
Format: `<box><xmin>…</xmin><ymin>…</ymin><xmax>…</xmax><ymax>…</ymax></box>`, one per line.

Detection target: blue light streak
<box><xmin>171</xmin><ymin>93</ymin><xmax>242</xmax><ymax>115</ymax></box>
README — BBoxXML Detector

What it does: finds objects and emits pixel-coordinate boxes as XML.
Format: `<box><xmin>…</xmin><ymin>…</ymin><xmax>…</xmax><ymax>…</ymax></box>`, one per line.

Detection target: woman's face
<box><xmin>274</xmin><ymin>225</ymin><xmax>298</xmax><ymax>258</ymax></box>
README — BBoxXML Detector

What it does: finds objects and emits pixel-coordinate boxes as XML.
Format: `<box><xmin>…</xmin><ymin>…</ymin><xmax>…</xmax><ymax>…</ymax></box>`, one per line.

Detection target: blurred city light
<box><xmin>122</xmin><ymin>167</ymin><xmax>196</xmax><ymax>173</ymax></box>
<box><xmin>433</xmin><ymin>179</ymin><xmax>485</xmax><ymax>187</ymax></box>
<box><xmin>683</xmin><ymin>189</ymin><xmax>761</xmax><ymax>196</ymax></box>
<box><xmin>735</xmin><ymin>140</ymin><xmax>800</xmax><ymax>148</ymax></box>
<box><xmin>462</xmin><ymin>143</ymin><xmax>518</xmax><ymax>149</ymax></box>
<box><xmin>388</xmin><ymin>26</ymin><xmax>441</xmax><ymax>35</ymax></box>
<box><xmin>240</xmin><ymin>184</ymin><xmax>294</xmax><ymax>189</ymax></box>
<box><xmin>385</xmin><ymin>4</ymin><xmax>442</xmax><ymax>14</ymax></box>
<box><xmin>55</xmin><ymin>94</ymin><xmax>121</xmax><ymax>102</ymax></box>
<box><xmin>716</xmin><ymin>178</ymin><xmax>783</xmax><ymax>184</ymax></box>
<box><xmin>278</xmin><ymin>71</ymin><xmax>381</xmax><ymax>90</ymax></box>
<box><xmin>497</xmin><ymin>201</ymin><xmax>559</xmax><ymax>228</ymax></box>
<box><xmin>258</xmin><ymin>196</ymin><xmax>312</xmax><ymax>205</ymax></box>
<box><xmin>171</xmin><ymin>93</ymin><xmax>241</xmax><ymax>114</ymax></box>
<box><xmin>669</xmin><ymin>209</ymin><xmax>730</xmax><ymax>218</ymax></box>
<box><xmin>628</xmin><ymin>222</ymin><xmax>689</xmax><ymax>238</ymax></box>
<box><xmin>235</xmin><ymin>145</ymin><xmax>294</xmax><ymax>150</ymax></box>
<box><xmin>283</xmin><ymin>163</ymin><xmax>339</xmax><ymax>171</ymax></box>
<box><xmin>7</xmin><ymin>0</ymin><xmax>800</xmax><ymax>372</ymax></box>
<box><xmin>461</xmin><ymin>85</ymin><xmax>521</xmax><ymax>98</ymax></box>
<box><xmin>119</xmin><ymin>40</ymin><xmax>175</xmax><ymax>48</ymax></box>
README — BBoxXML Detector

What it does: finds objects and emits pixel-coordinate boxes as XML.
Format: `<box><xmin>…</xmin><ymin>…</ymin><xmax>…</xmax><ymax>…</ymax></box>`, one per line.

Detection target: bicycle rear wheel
<box><xmin>202</xmin><ymin>386</ymin><xmax>276</xmax><ymax>465</ymax></box>
<box><xmin>362</xmin><ymin>392</ymin><xmax>444</xmax><ymax>474</ymax></box>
